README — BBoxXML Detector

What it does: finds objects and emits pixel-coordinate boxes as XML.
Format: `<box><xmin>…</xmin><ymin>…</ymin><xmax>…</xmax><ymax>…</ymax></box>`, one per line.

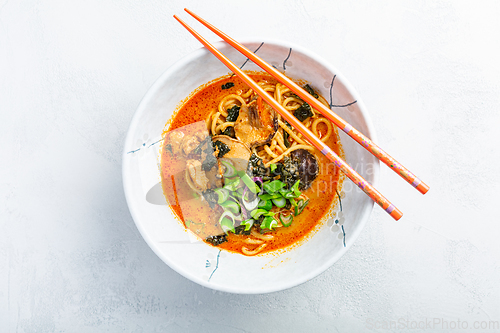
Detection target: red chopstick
<box><xmin>184</xmin><ymin>8</ymin><xmax>429</xmax><ymax>196</ymax></box>
<box><xmin>174</xmin><ymin>14</ymin><xmax>403</xmax><ymax>220</ymax></box>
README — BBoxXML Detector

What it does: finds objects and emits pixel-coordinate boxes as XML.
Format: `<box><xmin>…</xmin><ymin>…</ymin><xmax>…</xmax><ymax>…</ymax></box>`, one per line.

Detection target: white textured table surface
<box><xmin>1</xmin><ymin>1</ymin><xmax>499</xmax><ymax>332</ymax></box>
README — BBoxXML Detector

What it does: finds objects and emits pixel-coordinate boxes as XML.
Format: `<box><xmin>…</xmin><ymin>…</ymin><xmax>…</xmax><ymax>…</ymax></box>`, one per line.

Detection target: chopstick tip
<box><xmin>391</xmin><ymin>208</ymin><xmax>403</xmax><ymax>221</ymax></box>
<box><xmin>418</xmin><ymin>182</ymin><xmax>430</xmax><ymax>195</ymax></box>
<box><xmin>173</xmin><ymin>14</ymin><xmax>183</xmax><ymax>23</ymax></box>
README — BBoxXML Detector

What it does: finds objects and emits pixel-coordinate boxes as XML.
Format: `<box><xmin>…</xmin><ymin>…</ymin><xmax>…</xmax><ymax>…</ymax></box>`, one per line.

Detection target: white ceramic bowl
<box><xmin>122</xmin><ymin>39</ymin><xmax>379</xmax><ymax>294</ymax></box>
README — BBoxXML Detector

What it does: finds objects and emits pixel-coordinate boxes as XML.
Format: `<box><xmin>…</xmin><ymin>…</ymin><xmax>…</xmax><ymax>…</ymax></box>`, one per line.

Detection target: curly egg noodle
<box><xmin>161</xmin><ymin>73</ymin><xmax>342</xmax><ymax>256</ymax></box>
<box><xmin>206</xmin><ymin>81</ymin><xmax>333</xmax><ymax>168</ymax></box>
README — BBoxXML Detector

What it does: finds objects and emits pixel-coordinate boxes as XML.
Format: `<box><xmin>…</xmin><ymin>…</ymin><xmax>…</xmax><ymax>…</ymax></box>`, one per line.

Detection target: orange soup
<box><xmin>161</xmin><ymin>72</ymin><xmax>342</xmax><ymax>255</ymax></box>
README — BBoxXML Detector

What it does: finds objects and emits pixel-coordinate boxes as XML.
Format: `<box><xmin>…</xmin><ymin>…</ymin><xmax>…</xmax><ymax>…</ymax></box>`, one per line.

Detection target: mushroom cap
<box><xmin>211</xmin><ymin>135</ymin><xmax>252</xmax><ymax>172</ymax></box>
<box><xmin>289</xmin><ymin>149</ymin><xmax>319</xmax><ymax>190</ymax></box>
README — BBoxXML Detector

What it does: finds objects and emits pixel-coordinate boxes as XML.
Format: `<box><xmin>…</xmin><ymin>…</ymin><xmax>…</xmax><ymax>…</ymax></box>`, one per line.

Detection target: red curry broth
<box><xmin>161</xmin><ymin>73</ymin><xmax>342</xmax><ymax>254</ymax></box>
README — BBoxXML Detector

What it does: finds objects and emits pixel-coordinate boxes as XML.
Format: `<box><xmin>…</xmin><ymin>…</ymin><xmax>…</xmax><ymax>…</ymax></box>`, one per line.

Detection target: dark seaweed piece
<box><xmin>225</xmin><ymin>105</ymin><xmax>240</xmax><ymax>122</ymax></box>
<box><xmin>191</xmin><ymin>135</ymin><xmax>212</xmax><ymax>156</ymax></box>
<box><xmin>205</xmin><ymin>234</ymin><xmax>228</xmax><ymax>246</ymax></box>
<box><xmin>283</xmin><ymin>131</ymin><xmax>290</xmax><ymax>147</ymax></box>
<box><xmin>293</xmin><ymin>102</ymin><xmax>314</xmax><ymax>122</ymax></box>
<box><xmin>303</xmin><ymin>84</ymin><xmax>319</xmax><ymax>98</ymax></box>
<box><xmin>262</xmin><ymin>175</ymin><xmax>275</xmax><ymax>182</ymax></box>
<box><xmin>279</xmin><ymin>155</ymin><xmax>300</xmax><ymax>189</ymax></box>
<box><xmin>248</xmin><ymin>153</ymin><xmax>262</xmax><ymax>168</ymax></box>
<box><xmin>233</xmin><ymin>225</ymin><xmax>251</xmax><ymax>235</ymax></box>
<box><xmin>270</xmin><ymin>162</ymin><xmax>284</xmax><ymax>177</ymax></box>
<box><xmin>246</xmin><ymin>153</ymin><xmax>269</xmax><ymax>178</ymax></box>
<box><xmin>212</xmin><ymin>140</ymin><xmax>230</xmax><ymax>158</ymax></box>
<box><xmin>198</xmin><ymin>136</ymin><xmax>218</xmax><ymax>171</ymax></box>
<box><xmin>202</xmin><ymin>189</ymin><xmax>218</xmax><ymax>209</ymax></box>
<box><xmin>221</xmin><ymin>82</ymin><xmax>235</xmax><ymax>90</ymax></box>
<box><xmin>221</xmin><ymin>126</ymin><xmax>235</xmax><ymax>138</ymax></box>
<box><xmin>202</xmin><ymin>153</ymin><xmax>217</xmax><ymax>171</ymax></box>
<box><xmin>252</xmin><ymin>215</ymin><xmax>264</xmax><ymax>229</ymax></box>
<box><xmin>282</xmin><ymin>121</ymin><xmax>292</xmax><ymax>148</ymax></box>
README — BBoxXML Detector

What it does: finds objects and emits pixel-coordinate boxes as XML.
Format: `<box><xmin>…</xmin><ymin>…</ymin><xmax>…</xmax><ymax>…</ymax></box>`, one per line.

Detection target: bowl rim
<box><xmin>122</xmin><ymin>38</ymin><xmax>379</xmax><ymax>294</ymax></box>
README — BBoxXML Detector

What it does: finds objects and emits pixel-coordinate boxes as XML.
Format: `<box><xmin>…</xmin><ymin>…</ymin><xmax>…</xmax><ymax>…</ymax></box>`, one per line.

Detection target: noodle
<box><xmin>242</xmin><ymin>244</ymin><xmax>267</xmax><ymax>256</ymax></box>
<box><xmin>251</xmin><ymin>229</ymin><xmax>274</xmax><ymax>241</ymax></box>
<box><xmin>243</xmin><ymin>238</ymin><xmax>264</xmax><ymax>245</ymax></box>
<box><xmin>264</xmin><ymin>144</ymin><xmax>315</xmax><ymax>167</ymax></box>
<box><xmin>264</xmin><ymin>145</ymin><xmax>278</xmax><ymax>158</ymax></box>
<box><xmin>312</xmin><ymin>117</ymin><xmax>333</xmax><ymax>142</ymax></box>
<box><xmin>215</xmin><ymin>121</ymin><xmax>235</xmax><ymax>133</ymax></box>
<box><xmin>211</xmin><ymin>112</ymin><xmax>221</xmax><ymax>136</ymax></box>
<box><xmin>241</xmin><ymin>88</ymin><xmax>253</xmax><ymax>98</ymax></box>
<box><xmin>206</xmin><ymin>109</ymin><xmax>216</xmax><ymax>130</ymax></box>
<box><xmin>283</xmin><ymin>97</ymin><xmax>304</xmax><ymax>111</ymax></box>
<box><xmin>218</xmin><ymin>94</ymin><xmax>246</xmax><ymax>117</ymax></box>
<box><xmin>278</xmin><ymin>120</ymin><xmax>307</xmax><ymax>145</ymax></box>
<box><xmin>275</xmin><ymin>131</ymin><xmax>288</xmax><ymax>151</ymax></box>
<box><xmin>269</xmin><ymin>138</ymin><xmax>277</xmax><ymax>151</ymax></box>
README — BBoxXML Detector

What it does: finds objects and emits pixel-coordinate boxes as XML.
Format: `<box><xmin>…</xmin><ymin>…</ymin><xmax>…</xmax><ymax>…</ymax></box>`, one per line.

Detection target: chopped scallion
<box><xmin>250</xmin><ymin>209</ymin><xmax>274</xmax><ymax>220</ymax></box>
<box><xmin>221</xmin><ymin>160</ymin><xmax>237</xmax><ymax>178</ymax></box>
<box><xmin>221</xmin><ymin>200</ymin><xmax>240</xmax><ymax>215</ymax></box>
<box><xmin>272</xmin><ymin>197</ymin><xmax>286</xmax><ymax>208</ymax></box>
<box><xmin>294</xmin><ymin>199</ymin><xmax>309</xmax><ymax>216</ymax></box>
<box><xmin>240</xmin><ymin>172</ymin><xmax>260</xmax><ymax>194</ymax></box>
<box><xmin>240</xmin><ymin>219</ymin><xmax>254</xmax><ymax>231</ymax></box>
<box><xmin>223</xmin><ymin>177</ymin><xmax>241</xmax><ymax>191</ymax></box>
<box><xmin>291</xmin><ymin>180</ymin><xmax>301</xmax><ymax>197</ymax></box>
<box><xmin>214</xmin><ymin>188</ymin><xmax>229</xmax><ymax>204</ymax></box>
<box><xmin>279</xmin><ymin>212</ymin><xmax>293</xmax><ymax>227</ymax></box>
<box><xmin>258</xmin><ymin>193</ymin><xmax>282</xmax><ymax>201</ymax></box>
<box><xmin>258</xmin><ymin>199</ymin><xmax>273</xmax><ymax>211</ymax></box>
<box><xmin>263</xmin><ymin>180</ymin><xmax>286</xmax><ymax>194</ymax></box>
<box><xmin>260</xmin><ymin>216</ymin><xmax>278</xmax><ymax>230</ymax></box>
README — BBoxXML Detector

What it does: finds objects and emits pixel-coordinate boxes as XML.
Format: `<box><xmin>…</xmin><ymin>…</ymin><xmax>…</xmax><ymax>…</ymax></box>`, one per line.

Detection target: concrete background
<box><xmin>1</xmin><ymin>0</ymin><xmax>499</xmax><ymax>332</ymax></box>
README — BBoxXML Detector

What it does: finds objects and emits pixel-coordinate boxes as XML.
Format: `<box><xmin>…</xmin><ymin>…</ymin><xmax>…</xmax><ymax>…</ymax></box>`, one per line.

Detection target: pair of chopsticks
<box><xmin>174</xmin><ymin>9</ymin><xmax>429</xmax><ymax>221</ymax></box>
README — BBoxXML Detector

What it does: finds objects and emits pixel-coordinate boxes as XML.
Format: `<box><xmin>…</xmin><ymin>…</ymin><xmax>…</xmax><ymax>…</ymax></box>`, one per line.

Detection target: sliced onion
<box><xmin>221</xmin><ymin>159</ymin><xmax>237</xmax><ymax>178</ymax></box>
<box><xmin>252</xmin><ymin>176</ymin><xmax>265</xmax><ymax>195</ymax></box>
<box><xmin>252</xmin><ymin>177</ymin><xmax>264</xmax><ymax>192</ymax></box>
<box><xmin>240</xmin><ymin>199</ymin><xmax>249</xmax><ymax>220</ymax></box>
<box><xmin>252</xmin><ymin>176</ymin><xmax>263</xmax><ymax>184</ymax></box>
<box><xmin>242</xmin><ymin>187</ymin><xmax>259</xmax><ymax>211</ymax></box>
<box><xmin>219</xmin><ymin>211</ymin><xmax>236</xmax><ymax>234</ymax></box>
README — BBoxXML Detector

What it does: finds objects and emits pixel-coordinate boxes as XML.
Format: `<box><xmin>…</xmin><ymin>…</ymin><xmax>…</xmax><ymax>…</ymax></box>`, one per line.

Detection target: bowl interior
<box><xmin>123</xmin><ymin>40</ymin><xmax>378</xmax><ymax>294</ymax></box>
